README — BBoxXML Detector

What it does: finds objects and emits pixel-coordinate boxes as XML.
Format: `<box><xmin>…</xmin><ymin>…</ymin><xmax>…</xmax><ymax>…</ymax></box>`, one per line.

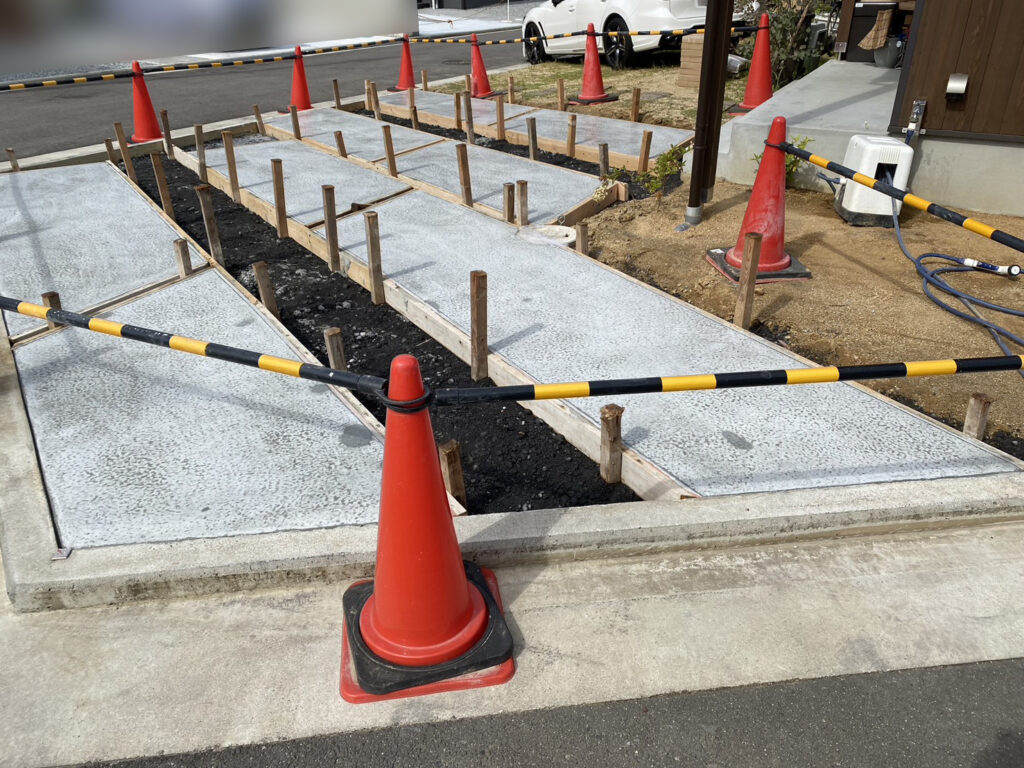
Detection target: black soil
<box><xmin>129</xmin><ymin>156</ymin><xmax>639</xmax><ymax>514</ymax></box>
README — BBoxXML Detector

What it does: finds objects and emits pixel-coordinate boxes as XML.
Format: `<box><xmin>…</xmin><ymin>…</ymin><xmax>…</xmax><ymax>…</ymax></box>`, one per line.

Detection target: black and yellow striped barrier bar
<box><xmin>0</xmin><ymin>296</ymin><xmax>387</xmax><ymax>396</ymax></box>
<box><xmin>775</xmin><ymin>140</ymin><xmax>1024</xmax><ymax>256</ymax></box>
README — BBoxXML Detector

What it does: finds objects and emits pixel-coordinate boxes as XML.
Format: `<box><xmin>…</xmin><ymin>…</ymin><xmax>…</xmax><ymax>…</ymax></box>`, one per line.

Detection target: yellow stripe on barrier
<box><xmin>852</xmin><ymin>172</ymin><xmax>877</xmax><ymax>189</ymax></box>
<box><xmin>963</xmin><ymin>219</ymin><xmax>997</xmax><ymax>238</ymax></box>
<box><xmin>258</xmin><ymin>355</ymin><xmax>303</xmax><ymax>377</ymax></box>
<box><xmin>16</xmin><ymin>302</ymin><xmax>50</xmax><ymax>320</ymax></box>
<box><xmin>786</xmin><ymin>367</ymin><xmax>840</xmax><ymax>385</ymax></box>
<box><xmin>534</xmin><ymin>382</ymin><xmax>591</xmax><ymax>400</ymax></box>
<box><xmin>905</xmin><ymin>360</ymin><xmax>957</xmax><ymax>377</ymax></box>
<box><xmin>211</xmin><ymin>62</ymin><xmax>222</xmax><ymax>67</ymax></box>
<box><xmin>274</xmin><ymin>56</ymin><xmax>284</xmax><ymax>61</ymax></box>
<box><xmin>901</xmin><ymin>193</ymin><xmax>930</xmax><ymax>211</ymax></box>
<box><xmin>163</xmin><ymin>66</ymin><xmax>175</xmax><ymax>71</ymax></box>
<box><xmin>88</xmin><ymin>318</ymin><xmax>124</xmax><ymax>337</ymax></box>
<box><xmin>188</xmin><ymin>63</ymin><xmax>199</xmax><ymax>69</ymax></box>
<box><xmin>169</xmin><ymin>336</ymin><xmax>209</xmax><ymax>356</ymax></box>
<box><xmin>661</xmin><ymin>374</ymin><xmax>718</xmax><ymax>392</ymax></box>
<box><xmin>805</xmin><ymin>153</ymin><xmax>828</xmax><ymax>169</ymax></box>
<box><xmin>43</xmin><ymin>80</ymin><xmax>57</xmax><ymax>87</ymax></box>
<box><xmin>255</xmin><ymin>58</ymin><xmax>264</xmax><ymax>64</ymax></box>
<box><xmin>102</xmin><ymin>74</ymin><xmax>115</xmax><ymax>80</ymax></box>
<box><xmin>10</xmin><ymin>83</ymin><xmax>26</xmax><ymax>90</ymax></box>
<box><xmin>73</xmin><ymin>77</ymin><xmax>87</xmax><ymax>84</ymax></box>
<box><xmin>233</xmin><ymin>60</ymin><xmax>244</xmax><ymax>66</ymax></box>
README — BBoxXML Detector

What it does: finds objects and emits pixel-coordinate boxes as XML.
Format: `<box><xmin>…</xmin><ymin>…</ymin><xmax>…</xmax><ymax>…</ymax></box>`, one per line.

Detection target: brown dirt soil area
<box><xmin>587</xmin><ymin>181</ymin><xmax>1024</xmax><ymax>450</ymax></box>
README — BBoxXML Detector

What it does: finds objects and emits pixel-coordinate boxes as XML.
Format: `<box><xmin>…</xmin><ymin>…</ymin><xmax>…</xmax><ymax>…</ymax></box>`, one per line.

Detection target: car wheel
<box><xmin>523</xmin><ymin>23</ymin><xmax>549</xmax><ymax>65</ymax></box>
<box><xmin>603</xmin><ymin>16</ymin><xmax>633</xmax><ymax>70</ymax></box>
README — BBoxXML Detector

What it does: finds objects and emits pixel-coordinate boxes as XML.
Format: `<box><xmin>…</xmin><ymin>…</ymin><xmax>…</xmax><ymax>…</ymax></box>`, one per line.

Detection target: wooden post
<box><xmin>407</xmin><ymin>84</ymin><xmax>416</xmax><ymax>110</ymax></box>
<box><xmin>322</xmin><ymin>185</ymin><xmax>340</xmax><ymax>272</ymax></box>
<box><xmin>160</xmin><ymin>110</ymin><xmax>174</xmax><ymax>157</ymax></box>
<box><xmin>456</xmin><ymin>143</ymin><xmax>473</xmax><ymax>206</ymax></box>
<box><xmin>575</xmin><ymin>222</ymin><xmax>589</xmax><ymax>255</ymax></box>
<box><xmin>113</xmin><ymin>122</ymin><xmax>136</xmax><ymax>182</ymax></box>
<box><xmin>381</xmin><ymin>125</ymin><xmax>398</xmax><ymax>176</ymax></box>
<box><xmin>557</xmin><ymin>78</ymin><xmax>566</xmax><ymax>111</ymax></box>
<box><xmin>566</xmin><ymin>113</ymin><xmax>577</xmax><ymax>158</ymax></box>
<box><xmin>252</xmin><ymin>261</ymin><xmax>280</xmax><ymax>319</ymax></box>
<box><xmin>638</xmin><ymin>129</ymin><xmax>654</xmax><ymax>174</ymax></box>
<box><xmin>495</xmin><ymin>95</ymin><xmax>506</xmax><ymax>142</ymax></box>
<box><xmin>470</xmin><ymin>270</ymin><xmax>488</xmax><ymax>381</ymax></box>
<box><xmin>438</xmin><ymin>439</ymin><xmax>468</xmax><ymax>509</ymax></box>
<box><xmin>598</xmin><ymin>143</ymin><xmax>610</xmax><ymax>177</ymax></box>
<box><xmin>463</xmin><ymin>90</ymin><xmax>476</xmax><ymax>144</ymax></box>
<box><xmin>364</xmin><ymin>79</ymin><xmax>372</xmax><ymax>109</ymax></box>
<box><xmin>332</xmin><ymin>79</ymin><xmax>342</xmax><ymax>110</ymax></box>
<box><xmin>150</xmin><ymin>152</ymin><xmax>175</xmax><ymax>219</ymax></box>
<box><xmin>454</xmin><ymin>92</ymin><xmax>463</xmax><ymax>132</ymax></box>
<box><xmin>464</xmin><ymin>74</ymin><xmax>472</xmax><ymax>93</ymax></box>
<box><xmin>515</xmin><ymin>180</ymin><xmax>529</xmax><ymax>226</ymax></box>
<box><xmin>173</xmin><ymin>239</ymin><xmax>193</xmax><ymax>278</ymax></box>
<box><xmin>252</xmin><ymin>105</ymin><xmax>266</xmax><ymax>136</ymax></box>
<box><xmin>5</xmin><ymin>148</ymin><xmax>20</xmax><ymax>172</ymax></box>
<box><xmin>270</xmin><ymin>158</ymin><xmax>288</xmax><ymax>238</ymax></box>
<box><xmin>600</xmin><ymin>404</ymin><xmax>625</xmax><ymax>483</ymax></box>
<box><xmin>526</xmin><ymin>117</ymin><xmax>539</xmax><ymax>161</ymax></box>
<box><xmin>193</xmin><ymin>124</ymin><xmax>208</xmax><ymax>182</ymax></box>
<box><xmin>364</xmin><ymin>211</ymin><xmax>385</xmax><ymax>305</ymax></box>
<box><xmin>104</xmin><ymin>138</ymin><xmax>118</xmax><ymax>165</ymax></box>
<box><xmin>507</xmin><ymin>75</ymin><xmax>516</xmax><ymax>104</ymax></box>
<box><xmin>221</xmin><ymin>131</ymin><xmax>241</xmax><ymax>203</ymax></box>
<box><xmin>733</xmin><ymin>232</ymin><xmax>762</xmax><ymax>330</ymax></box>
<box><xmin>368</xmin><ymin>81</ymin><xmax>382</xmax><ymax>120</ymax></box>
<box><xmin>289</xmin><ymin>105</ymin><xmax>302</xmax><ymax>140</ymax></box>
<box><xmin>411</xmin><ymin>106</ymin><xmax>421</xmax><ymax>131</ymax></box>
<box><xmin>328</xmin><ymin>132</ymin><xmax>344</xmax><ymax>161</ymax></box>
<box><xmin>630</xmin><ymin>87</ymin><xmax>642</xmax><ymax>122</ymax></box>
<box><xmin>324</xmin><ymin>327</ymin><xmax>347</xmax><ymax>371</ymax></box>
<box><xmin>503</xmin><ymin>182</ymin><xmax>515</xmax><ymax>223</ymax></box>
<box><xmin>963</xmin><ymin>393</ymin><xmax>993</xmax><ymax>440</ymax></box>
<box><xmin>41</xmin><ymin>292</ymin><xmax>61</xmax><ymax>330</ymax></box>
<box><xmin>194</xmin><ymin>185</ymin><xmax>225</xmax><ymax>266</ymax></box>
<box><xmin>421</xmin><ymin>69</ymin><xmax>429</xmax><ymax>91</ymax></box>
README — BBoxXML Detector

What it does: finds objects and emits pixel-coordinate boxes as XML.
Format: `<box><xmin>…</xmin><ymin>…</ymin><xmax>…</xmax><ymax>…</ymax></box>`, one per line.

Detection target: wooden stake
<box><xmin>112</xmin><ymin>122</ymin><xmax>136</xmax><ymax>182</ymax></box>
<box><xmin>600</xmin><ymin>403</ymin><xmax>625</xmax><ymax>483</ymax></box>
<box><xmin>173</xmin><ymin>239</ymin><xmax>193</xmax><ymax>278</ymax></box>
<box><xmin>364</xmin><ymin>211</ymin><xmax>385</xmax><ymax>305</ymax></box>
<box><xmin>104</xmin><ymin>138</ymin><xmax>118</xmax><ymax>165</ymax></box>
<box><xmin>503</xmin><ymin>182</ymin><xmax>515</xmax><ymax>223</ymax></box>
<box><xmin>963</xmin><ymin>393</ymin><xmax>993</xmax><ymax>440</ymax></box>
<box><xmin>41</xmin><ymin>292</ymin><xmax>61</xmax><ymax>330</ymax></box>
<box><xmin>369</xmin><ymin>82</ymin><xmax>382</xmax><ymax>120</ymax></box>
<box><xmin>252</xmin><ymin>261</ymin><xmax>280</xmax><ymax>319</ymax></box>
<box><xmin>566</xmin><ymin>113</ymin><xmax>577</xmax><ymax>158</ymax></box>
<box><xmin>638</xmin><ymin>130</ymin><xmax>654</xmax><ymax>174</ymax></box>
<box><xmin>526</xmin><ymin>117</ymin><xmax>539</xmax><ymax>161</ymax></box>
<box><xmin>598</xmin><ymin>143</ymin><xmax>610</xmax><ymax>177</ymax></box>
<box><xmin>150</xmin><ymin>152</ymin><xmax>175</xmax><ymax>219</ymax></box>
<box><xmin>270</xmin><ymin>158</ymin><xmax>288</xmax><ymax>238</ymax></box>
<box><xmin>508</xmin><ymin>75</ymin><xmax>516</xmax><ymax>105</ymax></box>
<box><xmin>421</xmin><ymin>69</ymin><xmax>429</xmax><ymax>91</ymax></box>
<box><xmin>159</xmin><ymin>110</ymin><xmax>174</xmax><ymax>157</ymax></box>
<box><xmin>630</xmin><ymin>87</ymin><xmax>642</xmax><ymax>122</ymax></box>
<box><xmin>221</xmin><ymin>131</ymin><xmax>241</xmax><ymax>203</ymax></box>
<box><xmin>515</xmin><ymin>180</ymin><xmax>529</xmax><ymax>226</ymax></box>
<box><xmin>193</xmin><ymin>124</ymin><xmax>208</xmax><ymax>182</ymax></box>
<box><xmin>438</xmin><ymin>439</ymin><xmax>468</xmax><ymax>509</ymax></box>
<box><xmin>382</xmin><ymin>125</ymin><xmax>398</xmax><ymax>176</ymax></box>
<box><xmin>464</xmin><ymin>74</ymin><xmax>472</xmax><ymax>94</ymax></box>
<box><xmin>454</xmin><ymin>92</ymin><xmax>464</xmax><ymax>132</ymax></box>
<box><xmin>463</xmin><ymin>90</ymin><xmax>476</xmax><ymax>144</ymax></box>
<box><xmin>733</xmin><ymin>232</ymin><xmax>762</xmax><ymax>330</ymax></box>
<box><xmin>332</xmin><ymin>79</ymin><xmax>342</xmax><ymax>110</ymax></box>
<box><xmin>456</xmin><ymin>143</ymin><xmax>473</xmax><ymax>206</ymax></box>
<box><xmin>194</xmin><ymin>185</ymin><xmax>225</xmax><ymax>266</ymax></box>
<box><xmin>334</xmin><ymin>131</ymin><xmax>348</xmax><ymax>158</ymax></box>
<box><xmin>411</xmin><ymin>106</ymin><xmax>421</xmax><ymax>131</ymax></box>
<box><xmin>408</xmin><ymin>85</ymin><xmax>416</xmax><ymax>111</ymax></box>
<box><xmin>289</xmin><ymin>105</ymin><xmax>302</xmax><ymax>139</ymax></box>
<box><xmin>364</xmin><ymin>79</ymin><xmax>372</xmax><ymax>109</ymax></box>
<box><xmin>557</xmin><ymin>78</ymin><xmax>566</xmax><ymax>111</ymax></box>
<box><xmin>252</xmin><ymin>105</ymin><xmax>266</xmax><ymax>136</ymax></box>
<box><xmin>5</xmin><ymin>147</ymin><xmax>20</xmax><ymax>171</ymax></box>
<box><xmin>470</xmin><ymin>270</ymin><xmax>488</xmax><ymax>381</ymax></box>
<box><xmin>322</xmin><ymin>185</ymin><xmax>340</xmax><ymax>272</ymax></box>
<box><xmin>324</xmin><ymin>327</ymin><xmax>347</xmax><ymax>371</ymax></box>
<box><xmin>575</xmin><ymin>222</ymin><xmax>589</xmax><ymax>255</ymax></box>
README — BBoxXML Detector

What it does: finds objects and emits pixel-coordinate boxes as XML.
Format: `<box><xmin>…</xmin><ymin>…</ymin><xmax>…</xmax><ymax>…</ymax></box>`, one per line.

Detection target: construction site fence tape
<box><xmin>0</xmin><ymin>26</ymin><xmax>761</xmax><ymax>92</ymax></box>
<box><xmin>4</xmin><ymin>295</ymin><xmax>1021</xmax><ymax>412</ymax></box>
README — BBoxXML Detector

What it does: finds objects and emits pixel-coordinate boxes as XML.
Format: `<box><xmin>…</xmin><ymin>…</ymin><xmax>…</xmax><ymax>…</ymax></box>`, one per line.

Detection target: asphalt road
<box><xmin>0</xmin><ymin>30</ymin><xmax>526</xmax><ymax>159</ymax></box>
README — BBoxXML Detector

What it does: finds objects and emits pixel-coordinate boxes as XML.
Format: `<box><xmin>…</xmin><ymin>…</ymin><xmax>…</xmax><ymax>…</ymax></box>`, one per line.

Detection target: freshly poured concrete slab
<box><xmin>0</xmin><ymin>164</ymin><xmax>205</xmax><ymax>337</ymax></box>
<box><xmin>379</xmin><ymin>88</ymin><xmax>537</xmax><ymax>125</ymax></box>
<box><xmin>201</xmin><ymin>139</ymin><xmax>409</xmax><ymax>225</ymax></box>
<box><xmin>317</xmin><ymin>192</ymin><xmax>1017</xmax><ymax>497</ymax></box>
<box><xmin>395</xmin><ymin>141</ymin><xmax>602</xmax><ymax>223</ymax></box>
<box><xmin>264</xmin><ymin>108</ymin><xmax>440</xmax><ymax>161</ymax></box>
<box><xmin>14</xmin><ymin>269</ymin><xmax>383</xmax><ymax>547</ymax></box>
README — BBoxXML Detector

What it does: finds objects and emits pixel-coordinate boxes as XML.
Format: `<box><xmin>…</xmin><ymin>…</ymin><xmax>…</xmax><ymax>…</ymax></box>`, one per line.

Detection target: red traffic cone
<box><xmin>739</xmin><ymin>14</ymin><xmax>773</xmax><ymax>111</ymax></box>
<box><xmin>129</xmin><ymin>61</ymin><xmax>163</xmax><ymax>143</ymax></box>
<box><xmin>570</xmin><ymin>24</ymin><xmax>617</xmax><ymax>105</ymax></box>
<box><xmin>706</xmin><ymin>116</ymin><xmax>809</xmax><ymax>282</ymax></box>
<box><xmin>290</xmin><ymin>46</ymin><xmax>313</xmax><ymax>111</ymax></box>
<box><xmin>340</xmin><ymin>355</ymin><xmax>515</xmax><ymax>703</ymax></box>
<box><xmin>390</xmin><ymin>34</ymin><xmax>416</xmax><ymax>92</ymax></box>
<box><xmin>470</xmin><ymin>34</ymin><xmax>497</xmax><ymax>99</ymax></box>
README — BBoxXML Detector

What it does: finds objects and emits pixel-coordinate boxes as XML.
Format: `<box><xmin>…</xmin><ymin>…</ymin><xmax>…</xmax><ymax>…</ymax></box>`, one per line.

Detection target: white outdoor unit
<box><xmin>834</xmin><ymin>135</ymin><xmax>914</xmax><ymax>227</ymax></box>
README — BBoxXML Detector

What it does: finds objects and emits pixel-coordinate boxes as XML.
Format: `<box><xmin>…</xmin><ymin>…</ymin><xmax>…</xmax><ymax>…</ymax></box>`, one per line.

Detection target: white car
<box><xmin>522</xmin><ymin>0</ymin><xmax>744</xmax><ymax>69</ymax></box>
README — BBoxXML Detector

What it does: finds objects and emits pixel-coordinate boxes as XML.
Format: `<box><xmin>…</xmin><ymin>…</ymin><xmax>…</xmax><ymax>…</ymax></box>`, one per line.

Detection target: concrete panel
<box><xmin>395</xmin><ymin>141</ymin><xmax>602</xmax><ymax>222</ymax></box>
<box><xmin>13</xmin><ymin>270</ymin><xmax>383</xmax><ymax>548</ymax></box>
<box><xmin>379</xmin><ymin>88</ymin><xmax>538</xmax><ymax>125</ymax></box>
<box><xmin>264</xmin><ymin>108</ymin><xmax>440</xmax><ymax>161</ymax></box>
<box><xmin>318</xmin><ymin>191</ymin><xmax>1016</xmax><ymax>496</ymax></box>
<box><xmin>0</xmin><ymin>164</ymin><xmax>205</xmax><ymax>337</ymax></box>
<box><xmin>202</xmin><ymin>139</ymin><xmax>409</xmax><ymax>225</ymax></box>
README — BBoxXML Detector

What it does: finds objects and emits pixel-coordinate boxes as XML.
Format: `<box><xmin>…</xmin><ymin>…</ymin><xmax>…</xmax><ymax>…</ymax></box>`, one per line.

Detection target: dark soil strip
<box><xmin>128</xmin><ymin>158</ymin><xmax>639</xmax><ymax>514</ymax></box>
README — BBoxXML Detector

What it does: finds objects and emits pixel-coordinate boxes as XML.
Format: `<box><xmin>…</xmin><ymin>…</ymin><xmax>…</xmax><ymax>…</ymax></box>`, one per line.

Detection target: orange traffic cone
<box><xmin>390</xmin><ymin>34</ymin><xmax>416</xmax><ymax>92</ymax></box>
<box><xmin>290</xmin><ymin>46</ymin><xmax>313</xmax><ymax>111</ymax></box>
<box><xmin>706</xmin><ymin>116</ymin><xmax>809</xmax><ymax>282</ymax></box>
<box><xmin>129</xmin><ymin>61</ymin><xmax>163</xmax><ymax>143</ymax></box>
<box><xmin>470</xmin><ymin>34</ymin><xmax>497</xmax><ymax>99</ymax></box>
<box><xmin>340</xmin><ymin>354</ymin><xmax>515</xmax><ymax>703</ymax></box>
<box><xmin>738</xmin><ymin>14</ymin><xmax>773</xmax><ymax>111</ymax></box>
<box><xmin>570</xmin><ymin>24</ymin><xmax>617</xmax><ymax>105</ymax></box>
